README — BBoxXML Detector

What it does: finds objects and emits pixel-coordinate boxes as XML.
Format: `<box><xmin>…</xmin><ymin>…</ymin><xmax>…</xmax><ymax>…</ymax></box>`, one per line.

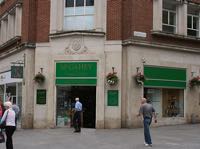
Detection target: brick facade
<box><xmin>107</xmin><ymin>0</ymin><xmax>200</xmax><ymax>49</ymax></box>
<box><xmin>0</xmin><ymin>0</ymin><xmax>50</xmax><ymax>46</ymax></box>
<box><xmin>35</xmin><ymin>0</ymin><xmax>50</xmax><ymax>42</ymax></box>
<box><xmin>107</xmin><ymin>0</ymin><xmax>122</xmax><ymax>40</ymax></box>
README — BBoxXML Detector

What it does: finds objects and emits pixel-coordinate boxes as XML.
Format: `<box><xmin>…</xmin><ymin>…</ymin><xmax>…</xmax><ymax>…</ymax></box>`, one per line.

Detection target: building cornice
<box><xmin>123</xmin><ymin>39</ymin><xmax>200</xmax><ymax>53</ymax></box>
<box><xmin>0</xmin><ymin>36</ymin><xmax>21</xmax><ymax>51</ymax></box>
<box><xmin>0</xmin><ymin>42</ymin><xmax>35</xmax><ymax>59</ymax></box>
<box><xmin>151</xmin><ymin>30</ymin><xmax>200</xmax><ymax>42</ymax></box>
<box><xmin>49</xmin><ymin>30</ymin><xmax>105</xmax><ymax>39</ymax></box>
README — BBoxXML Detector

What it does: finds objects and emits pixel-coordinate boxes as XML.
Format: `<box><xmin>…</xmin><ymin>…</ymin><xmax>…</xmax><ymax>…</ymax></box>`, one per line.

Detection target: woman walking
<box><xmin>0</xmin><ymin>101</ymin><xmax>16</xmax><ymax>149</ymax></box>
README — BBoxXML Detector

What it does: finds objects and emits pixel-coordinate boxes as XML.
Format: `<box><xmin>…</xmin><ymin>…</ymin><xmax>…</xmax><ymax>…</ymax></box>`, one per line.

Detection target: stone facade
<box><xmin>0</xmin><ymin>0</ymin><xmax>200</xmax><ymax>129</ymax></box>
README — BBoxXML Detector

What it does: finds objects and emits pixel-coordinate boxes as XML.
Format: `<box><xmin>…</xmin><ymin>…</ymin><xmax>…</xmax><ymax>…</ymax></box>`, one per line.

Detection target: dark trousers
<box><xmin>143</xmin><ymin>117</ymin><xmax>152</xmax><ymax>145</ymax></box>
<box><xmin>5</xmin><ymin>126</ymin><xmax>16</xmax><ymax>149</ymax></box>
<box><xmin>73</xmin><ymin>111</ymin><xmax>81</xmax><ymax>132</ymax></box>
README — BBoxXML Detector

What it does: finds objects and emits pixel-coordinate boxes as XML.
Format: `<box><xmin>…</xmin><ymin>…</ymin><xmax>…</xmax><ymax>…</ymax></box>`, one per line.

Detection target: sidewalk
<box><xmin>0</xmin><ymin>124</ymin><xmax>200</xmax><ymax>149</ymax></box>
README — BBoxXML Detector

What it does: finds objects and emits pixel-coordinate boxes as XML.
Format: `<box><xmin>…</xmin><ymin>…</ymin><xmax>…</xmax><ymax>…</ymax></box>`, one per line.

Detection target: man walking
<box><xmin>137</xmin><ymin>98</ymin><xmax>157</xmax><ymax>147</ymax></box>
<box><xmin>73</xmin><ymin>97</ymin><xmax>82</xmax><ymax>133</ymax></box>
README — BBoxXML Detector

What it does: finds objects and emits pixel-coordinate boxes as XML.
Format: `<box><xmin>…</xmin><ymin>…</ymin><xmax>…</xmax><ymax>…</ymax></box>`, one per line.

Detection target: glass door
<box><xmin>56</xmin><ymin>86</ymin><xmax>73</xmax><ymax>127</ymax></box>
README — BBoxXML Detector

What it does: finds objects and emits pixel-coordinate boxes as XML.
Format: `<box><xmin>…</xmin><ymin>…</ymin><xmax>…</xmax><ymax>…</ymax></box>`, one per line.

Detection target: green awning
<box><xmin>144</xmin><ymin>65</ymin><xmax>186</xmax><ymax>89</ymax></box>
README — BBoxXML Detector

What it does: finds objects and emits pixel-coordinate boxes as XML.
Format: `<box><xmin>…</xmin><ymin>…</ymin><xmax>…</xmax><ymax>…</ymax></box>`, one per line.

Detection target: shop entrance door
<box><xmin>56</xmin><ymin>86</ymin><xmax>96</xmax><ymax>128</ymax></box>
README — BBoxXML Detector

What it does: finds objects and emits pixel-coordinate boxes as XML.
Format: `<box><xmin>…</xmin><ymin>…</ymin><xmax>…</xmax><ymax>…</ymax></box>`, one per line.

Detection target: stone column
<box><xmin>153</xmin><ymin>0</ymin><xmax>163</xmax><ymax>31</ymax></box>
<box><xmin>95</xmin><ymin>0</ymin><xmax>106</xmax><ymax>32</ymax></box>
<box><xmin>15</xmin><ymin>4</ymin><xmax>22</xmax><ymax>36</ymax></box>
<box><xmin>177</xmin><ymin>2</ymin><xmax>187</xmax><ymax>36</ymax></box>
<box><xmin>21</xmin><ymin>48</ymin><xmax>35</xmax><ymax>128</ymax></box>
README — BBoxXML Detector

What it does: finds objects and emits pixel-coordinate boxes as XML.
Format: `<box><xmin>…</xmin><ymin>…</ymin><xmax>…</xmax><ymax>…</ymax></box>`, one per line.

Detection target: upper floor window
<box><xmin>187</xmin><ymin>6</ymin><xmax>199</xmax><ymax>37</ymax></box>
<box><xmin>162</xmin><ymin>0</ymin><xmax>177</xmax><ymax>34</ymax></box>
<box><xmin>0</xmin><ymin>4</ymin><xmax>22</xmax><ymax>46</ymax></box>
<box><xmin>64</xmin><ymin>0</ymin><xmax>94</xmax><ymax>30</ymax></box>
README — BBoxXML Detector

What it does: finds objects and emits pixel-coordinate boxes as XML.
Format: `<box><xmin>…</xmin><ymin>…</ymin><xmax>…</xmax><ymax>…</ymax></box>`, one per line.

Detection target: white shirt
<box><xmin>75</xmin><ymin>101</ymin><xmax>82</xmax><ymax>111</ymax></box>
<box><xmin>0</xmin><ymin>108</ymin><xmax>16</xmax><ymax>126</ymax></box>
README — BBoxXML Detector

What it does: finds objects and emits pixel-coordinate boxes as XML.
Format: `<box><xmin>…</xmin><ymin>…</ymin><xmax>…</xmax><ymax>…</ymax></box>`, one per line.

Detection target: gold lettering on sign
<box><xmin>66</xmin><ymin>63</ymin><xmax>93</xmax><ymax>72</ymax></box>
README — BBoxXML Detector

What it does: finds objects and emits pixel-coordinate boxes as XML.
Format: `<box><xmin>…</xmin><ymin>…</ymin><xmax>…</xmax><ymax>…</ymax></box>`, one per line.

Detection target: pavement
<box><xmin>0</xmin><ymin>124</ymin><xmax>200</xmax><ymax>149</ymax></box>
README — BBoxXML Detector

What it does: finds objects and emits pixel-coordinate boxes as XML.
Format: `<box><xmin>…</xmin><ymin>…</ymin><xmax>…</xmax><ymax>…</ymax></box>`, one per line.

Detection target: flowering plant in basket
<box><xmin>135</xmin><ymin>72</ymin><xmax>145</xmax><ymax>85</ymax></box>
<box><xmin>34</xmin><ymin>72</ymin><xmax>45</xmax><ymax>84</ymax></box>
<box><xmin>106</xmin><ymin>67</ymin><xmax>119</xmax><ymax>86</ymax></box>
<box><xmin>189</xmin><ymin>76</ymin><xmax>200</xmax><ymax>88</ymax></box>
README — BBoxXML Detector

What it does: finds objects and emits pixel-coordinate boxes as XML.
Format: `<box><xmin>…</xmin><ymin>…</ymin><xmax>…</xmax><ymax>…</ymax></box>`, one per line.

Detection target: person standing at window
<box><xmin>73</xmin><ymin>97</ymin><xmax>82</xmax><ymax>133</ymax></box>
<box><xmin>137</xmin><ymin>98</ymin><xmax>157</xmax><ymax>147</ymax></box>
<box><xmin>0</xmin><ymin>101</ymin><xmax>16</xmax><ymax>149</ymax></box>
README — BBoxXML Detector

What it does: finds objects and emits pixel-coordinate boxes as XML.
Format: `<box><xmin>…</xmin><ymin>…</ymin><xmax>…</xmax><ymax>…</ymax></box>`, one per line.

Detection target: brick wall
<box><xmin>0</xmin><ymin>0</ymin><xmax>17</xmax><ymax>16</ymax></box>
<box><xmin>36</xmin><ymin>0</ymin><xmax>50</xmax><ymax>42</ymax></box>
<box><xmin>122</xmin><ymin>0</ymin><xmax>132</xmax><ymax>40</ymax></box>
<box><xmin>21</xmin><ymin>0</ymin><xmax>37</xmax><ymax>43</ymax></box>
<box><xmin>107</xmin><ymin>0</ymin><xmax>122</xmax><ymax>40</ymax></box>
<box><xmin>131</xmin><ymin>0</ymin><xmax>153</xmax><ymax>41</ymax></box>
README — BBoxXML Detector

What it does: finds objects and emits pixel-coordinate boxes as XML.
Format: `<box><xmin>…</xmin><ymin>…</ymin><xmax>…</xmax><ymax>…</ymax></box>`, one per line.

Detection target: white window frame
<box><xmin>63</xmin><ymin>0</ymin><xmax>95</xmax><ymax>30</ymax></box>
<box><xmin>162</xmin><ymin>8</ymin><xmax>177</xmax><ymax>33</ymax></box>
<box><xmin>187</xmin><ymin>14</ymin><xmax>199</xmax><ymax>37</ymax></box>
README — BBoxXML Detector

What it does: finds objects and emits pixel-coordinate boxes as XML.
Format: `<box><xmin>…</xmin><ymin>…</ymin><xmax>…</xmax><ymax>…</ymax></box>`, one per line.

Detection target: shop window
<box><xmin>162</xmin><ymin>0</ymin><xmax>176</xmax><ymax>34</ymax></box>
<box><xmin>187</xmin><ymin>6</ymin><xmax>199</xmax><ymax>37</ymax></box>
<box><xmin>162</xmin><ymin>89</ymin><xmax>184</xmax><ymax>117</ymax></box>
<box><xmin>144</xmin><ymin>88</ymin><xmax>184</xmax><ymax>118</ymax></box>
<box><xmin>144</xmin><ymin>88</ymin><xmax>162</xmax><ymax>116</ymax></box>
<box><xmin>64</xmin><ymin>0</ymin><xmax>94</xmax><ymax>30</ymax></box>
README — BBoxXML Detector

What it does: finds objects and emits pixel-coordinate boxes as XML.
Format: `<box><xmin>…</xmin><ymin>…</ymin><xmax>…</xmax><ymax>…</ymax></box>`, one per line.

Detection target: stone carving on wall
<box><xmin>65</xmin><ymin>36</ymin><xmax>88</xmax><ymax>54</ymax></box>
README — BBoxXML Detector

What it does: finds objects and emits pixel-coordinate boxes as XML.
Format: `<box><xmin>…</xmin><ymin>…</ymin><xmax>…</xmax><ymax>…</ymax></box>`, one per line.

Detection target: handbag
<box><xmin>0</xmin><ymin>110</ymin><xmax>9</xmax><ymax>129</ymax></box>
<box><xmin>0</xmin><ymin>129</ymin><xmax>5</xmax><ymax>143</ymax></box>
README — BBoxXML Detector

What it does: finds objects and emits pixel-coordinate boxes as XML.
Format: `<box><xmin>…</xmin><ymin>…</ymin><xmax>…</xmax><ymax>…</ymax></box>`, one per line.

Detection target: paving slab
<box><xmin>0</xmin><ymin>124</ymin><xmax>200</xmax><ymax>149</ymax></box>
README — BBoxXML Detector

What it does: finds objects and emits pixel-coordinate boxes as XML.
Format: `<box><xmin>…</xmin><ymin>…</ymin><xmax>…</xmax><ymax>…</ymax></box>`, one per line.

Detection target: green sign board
<box><xmin>144</xmin><ymin>65</ymin><xmax>186</xmax><ymax>88</ymax></box>
<box><xmin>107</xmin><ymin>90</ymin><xmax>119</xmax><ymax>106</ymax></box>
<box><xmin>11</xmin><ymin>66</ymin><xmax>23</xmax><ymax>78</ymax></box>
<box><xmin>56</xmin><ymin>62</ymin><xmax>97</xmax><ymax>85</ymax></box>
<box><xmin>37</xmin><ymin>89</ymin><xmax>46</xmax><ymax>104</ymax></box>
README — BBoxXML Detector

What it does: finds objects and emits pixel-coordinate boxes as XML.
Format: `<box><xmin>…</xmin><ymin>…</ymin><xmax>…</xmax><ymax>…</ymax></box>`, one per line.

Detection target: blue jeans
<box><xmin>143</xmin><ymin>117</ymin><xmax>152</xmax><ymax>144</ymax></box>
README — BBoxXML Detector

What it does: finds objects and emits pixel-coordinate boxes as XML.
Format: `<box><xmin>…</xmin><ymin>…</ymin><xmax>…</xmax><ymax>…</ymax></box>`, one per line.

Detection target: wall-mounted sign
<box><xmin>36</xmin><ymin>89</ymin><xmax>46</xmax><ymax>104</ymax></box>
<box><xmin>107</xmin><ymin>90</ymin><xmax>119</xmax><ymax>106</ymax></box>
<box><xmin>56</xmin><ymin>62</ymin><xmax>97</xmax><ymax>85</ymax></box>
<box><xmin>11</xmin><ymin>66</ymin><xmax>23</xmax><ymax>78</ymax></box>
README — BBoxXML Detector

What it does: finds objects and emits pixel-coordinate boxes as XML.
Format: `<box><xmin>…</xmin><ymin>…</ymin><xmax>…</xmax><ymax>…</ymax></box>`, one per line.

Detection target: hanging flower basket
<box><xmin>135</xmin><ymin>72</ymin><xmax>145</xmax><ymax>85</ymax></box>
<box><xmin>106</xmin><ymin>67</ymin><xmax>119</xmax><ymax>86</ymax></box>
<box><xmin>34</xmin><ymin>72</ymin><xmax>45</xmax><ymax>84</ymax></box>
<box><xmin>189</xmin><ymin>76</ymin><xmax>200</xmax><ymax>88</ymax></box>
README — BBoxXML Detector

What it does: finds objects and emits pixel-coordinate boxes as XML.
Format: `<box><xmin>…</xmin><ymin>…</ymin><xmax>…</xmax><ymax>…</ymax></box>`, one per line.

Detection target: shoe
<box><xmin>144</xmin><ymin>143</ymin><xmax>149</xmax><ymax>147</ymax></box>
<box><xmin>144</xmin><ymin>143</ymin><xmax>152</xmax><ymax>147</ymax></box>
<box><xmin>148</xmin><ymin>144</ymin><xmax>152</xmax><ymax>147</ymax></box>
<box><xmin>74</xmin><ymin>130</ymin><xmax>81</xmax><ymax>133</ymax></box>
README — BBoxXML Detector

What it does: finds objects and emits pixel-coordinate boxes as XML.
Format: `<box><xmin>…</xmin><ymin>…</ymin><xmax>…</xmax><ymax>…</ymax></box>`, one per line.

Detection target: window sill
<box><xmin>151</xmin><ymin>30</ymin><xmax>200</xmax><ymax>42</ymax></box>
<box><xmin>0</xmin><ymin>36</ymin><xmax>21</xmax><ymax>51</ymax></box>
<box><xmin>49</xmin><ymin>30</ymin><xmax>105</xmax><ymax>39</ymax></box>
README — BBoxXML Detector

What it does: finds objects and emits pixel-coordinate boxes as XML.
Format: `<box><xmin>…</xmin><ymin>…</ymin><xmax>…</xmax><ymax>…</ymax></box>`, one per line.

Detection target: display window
<box><xmin>144</xmin><ymin>88</ymin><xmax>184</xmax><ymax>117</ymax></box>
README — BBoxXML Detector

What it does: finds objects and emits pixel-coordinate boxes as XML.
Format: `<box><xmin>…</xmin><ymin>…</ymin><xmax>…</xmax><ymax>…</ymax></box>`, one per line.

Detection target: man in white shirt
<box><xmin>73</xmin><ymin>97</ymin><xmax>82</xmax><ymax>133</ymax></box>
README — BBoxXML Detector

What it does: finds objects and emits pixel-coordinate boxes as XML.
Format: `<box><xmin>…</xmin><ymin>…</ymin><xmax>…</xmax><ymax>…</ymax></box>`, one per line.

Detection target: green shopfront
<box><xmin>143</xmin><ymin>65</ymin><xmax>186</xmax><ymax>118</ymax></box>
<box><xmin>55</xmin><ymin>62</ymin><xmax>97</xmax><ymax>128</ymax></box>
